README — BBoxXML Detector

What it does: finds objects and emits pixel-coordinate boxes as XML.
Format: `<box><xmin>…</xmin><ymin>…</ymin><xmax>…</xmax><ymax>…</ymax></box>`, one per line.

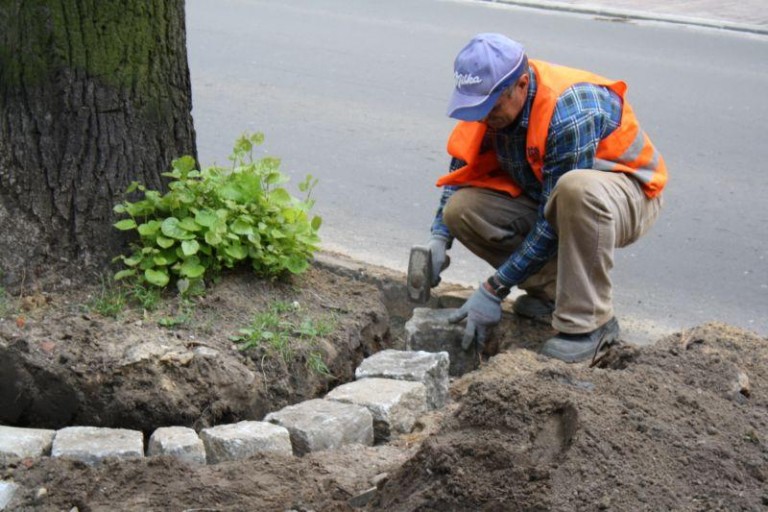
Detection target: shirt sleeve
<box><xmin>430</xmin><ymin>157</ymin><xmax>464</xmax><ymax>242</ymax></box>
<box><xmin>495</xmin><ymin>85</ymin><xmax>618</xmax><ymax>287</ymax></box>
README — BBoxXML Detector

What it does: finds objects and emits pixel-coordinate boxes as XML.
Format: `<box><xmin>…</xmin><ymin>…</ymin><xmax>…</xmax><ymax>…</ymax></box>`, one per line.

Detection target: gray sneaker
<box><xmin>513</xmin><ymin>294</ymin><xmax>555</xmax><ymax>322</ymax></box>
<box><xmin>540</xmin><ymin>317</ymin><xmax>620</xmax><ymax>363</ymax></box>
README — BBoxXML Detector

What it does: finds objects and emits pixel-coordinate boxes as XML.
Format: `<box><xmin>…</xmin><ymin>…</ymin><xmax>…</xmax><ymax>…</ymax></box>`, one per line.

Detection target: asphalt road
<box><xmin>186</xmin><ymin>0</ymin><xmax>768</xmax><ymax>338</ymax></box>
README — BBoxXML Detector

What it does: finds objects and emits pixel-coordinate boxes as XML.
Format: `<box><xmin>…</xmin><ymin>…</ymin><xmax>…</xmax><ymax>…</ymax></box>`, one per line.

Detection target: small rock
<box><xmin>0</xmin><ymin>481</ymin><xmax>19</xmax><ymax>510</ymax></box>
<box><xmin>39</xmin><ymin>341</ymin><xmax>56</xmax><ymax>353</ymax></box>
<box><xmin>193</xmin><ymin>346</ymin><xmax>219</xmax><ymax>359</ymax></box>
<box><xmin>732</xmin><ymin>370</ymin><xmax>750</xmax><ymax>397</ymax></box>
<box><xmin>34</xmin><ymin>487</ymin><xmax>47</xmax><ymax>501</ymax></box>
<box><xmin>348</xmin><ymin>487</ymin><xmax>377</xmax><ymax>508</ymax></box>
<box><xmin>371</xmin><ymin>472</ymin><xmax>388</xmax><ymax>489</ymax></box>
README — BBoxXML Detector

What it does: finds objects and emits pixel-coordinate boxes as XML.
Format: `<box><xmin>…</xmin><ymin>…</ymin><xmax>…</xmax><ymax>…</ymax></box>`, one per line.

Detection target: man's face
<box><xmin>484</xmin><ymin>74</ymin><xmax>529</xmax><ymax>130</ymax></box>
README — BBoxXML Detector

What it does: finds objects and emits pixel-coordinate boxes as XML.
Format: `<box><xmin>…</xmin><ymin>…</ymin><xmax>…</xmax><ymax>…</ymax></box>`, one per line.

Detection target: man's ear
<box><xmin>517</xmin><ymin>72</ymin><xmax>530</xmax><ymax>90</ymax></box>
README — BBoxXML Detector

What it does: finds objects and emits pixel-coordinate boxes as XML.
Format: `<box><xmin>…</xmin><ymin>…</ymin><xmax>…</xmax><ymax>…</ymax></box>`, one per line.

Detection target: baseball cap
<box><xmin>447</xmin><ymin>33</ymin><xmax>528</xmax><ymax>121</ymax></box>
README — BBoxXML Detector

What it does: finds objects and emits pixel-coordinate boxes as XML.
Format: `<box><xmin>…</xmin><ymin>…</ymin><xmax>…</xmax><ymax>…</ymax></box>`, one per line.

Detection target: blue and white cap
<box><xmin>446</xmin><ymin>33</ymin><xmax>528</xmax><ymax>121</ymax></box>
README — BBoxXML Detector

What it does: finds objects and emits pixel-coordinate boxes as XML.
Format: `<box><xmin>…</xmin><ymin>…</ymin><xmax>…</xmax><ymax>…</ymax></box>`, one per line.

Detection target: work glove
<box><xmin>427</xmin><ymin>235</ymin><xmax>450</xmax><ymax>287</ymax></box>
<box><xmin>449</xmin><ymin>284</ymin><xmax>502</xmax><ymax>351</ymax></box>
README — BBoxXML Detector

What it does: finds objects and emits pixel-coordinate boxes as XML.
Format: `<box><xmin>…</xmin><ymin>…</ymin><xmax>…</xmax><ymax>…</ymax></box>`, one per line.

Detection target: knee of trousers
<box><xmin>545</xmin><ymin>171</ymin><xmax>607</xmax><ymax>224</ymax></box>
<box><xmin>442</xmin><ymin>190</ymin><xmax>473</xmax><ymax>235</ymax></box>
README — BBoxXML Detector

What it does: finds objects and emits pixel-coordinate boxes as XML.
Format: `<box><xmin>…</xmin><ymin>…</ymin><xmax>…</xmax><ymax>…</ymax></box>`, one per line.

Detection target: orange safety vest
<box><xmin>436</xmin><ymin>59</ymin><xmax>668</xmax><ymax>199</ymax></box>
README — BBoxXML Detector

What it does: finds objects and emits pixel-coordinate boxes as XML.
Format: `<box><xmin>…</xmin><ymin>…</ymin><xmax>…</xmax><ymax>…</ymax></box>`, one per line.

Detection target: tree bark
<box><xmin>0</xmin><ymin>0</ymin><xmax>196</xmax><ymax>288</ymax></box>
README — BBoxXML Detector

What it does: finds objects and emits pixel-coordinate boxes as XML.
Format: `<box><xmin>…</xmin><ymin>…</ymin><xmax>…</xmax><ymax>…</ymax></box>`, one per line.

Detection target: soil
<box><xmin>1</xmin><ymin>253</ymin><xmax>767</xmax><ymax>511</ymax></box>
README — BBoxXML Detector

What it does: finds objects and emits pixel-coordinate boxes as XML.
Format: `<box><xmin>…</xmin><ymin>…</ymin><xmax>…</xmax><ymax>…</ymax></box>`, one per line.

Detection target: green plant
<box><xmin>307</xmin><ymin>351</ymin><xmax>332</xmax><ymax>377</ymax></box>
<box><xmin>157</xmin><ymin>313</ymin><xmax>190</xmax><ymax>328</ymax></box>
<box><xmin>0</xmin><ymin>285</ymin><xmax>9</xmax><ymax>318</ymax></box>
<box><xmin>112</xmin><ymin>133</ymin><xmax>322</xmax><ymax>291</ymax></box>
<box><xmin>88</xmin><ymin>277</ymin><xmax>128</xmax><ymax>317</ymax></box>
<box><xmin>231</xmin><ymin>301</ymin><xmax>336</xmax><ymax>374</ymax></box>
<box><xmin>233</xmin><ymin>308</ymin><xmax>294</xmax><ymax>359</ymax></box>
<box><xmin>158</xmin><ymin>298</ymin><xmax>194</xmax><ymax>329</ymax></box>
<box><xmin>129</xmin><ymin>283</ymin><xmax>162</xmax><ymax>311</ymax></box>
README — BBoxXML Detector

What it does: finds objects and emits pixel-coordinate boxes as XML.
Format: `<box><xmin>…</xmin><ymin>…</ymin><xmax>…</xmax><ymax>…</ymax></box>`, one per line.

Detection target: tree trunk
<box><xmin>0</xmin><ymin>0</ymin><xmax>196</xmax><ymax>288</ymax></box>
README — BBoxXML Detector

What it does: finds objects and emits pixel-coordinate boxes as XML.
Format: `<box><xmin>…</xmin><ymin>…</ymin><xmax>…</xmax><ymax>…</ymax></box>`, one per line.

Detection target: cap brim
<box><xmin>446</xmin><ymin>87</ymin><xmax>504</xmax><ymax>121</ymax></box>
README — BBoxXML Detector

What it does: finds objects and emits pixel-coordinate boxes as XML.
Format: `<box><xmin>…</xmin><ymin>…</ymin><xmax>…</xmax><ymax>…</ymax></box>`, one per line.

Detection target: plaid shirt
<box><xmin>431</xmin><ymin>68</ymin><xmax>623</xmax><ymax>286</ymax></box>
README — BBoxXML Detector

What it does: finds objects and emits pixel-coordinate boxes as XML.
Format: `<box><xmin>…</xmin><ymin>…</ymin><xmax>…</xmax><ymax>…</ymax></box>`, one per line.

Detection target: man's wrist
<box><xmin>484</xmin><ymin>275</ymin><xmax>511</xmax><ymax>299</ymax></box>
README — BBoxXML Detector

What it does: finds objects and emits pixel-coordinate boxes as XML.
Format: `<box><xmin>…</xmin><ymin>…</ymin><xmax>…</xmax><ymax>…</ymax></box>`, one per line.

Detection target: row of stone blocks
<box><xmin>0</xmin><ymin>349</ymin><xmax>449</xmax><ymax>468</ymax></box>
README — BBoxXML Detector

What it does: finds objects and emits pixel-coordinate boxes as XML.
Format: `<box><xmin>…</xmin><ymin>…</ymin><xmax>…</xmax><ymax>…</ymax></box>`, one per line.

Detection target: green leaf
<box><xmin>269</xmin><ymin>188</ymin><xmax>292</xmax><ymax>205</ymax></box>
<box><xmin>114</xmin><ymin>269</ymin><xmax>137</xmax><ymax>281</ymax></box>
<box><xmin>311</xmin><ymin>216</ymin><xmax>322</xmax><ymax>230</ymax></box>
<box><xmin>250</xmin><ymin>132</ymin><xmax>265</xmax><ymax>145</ymax></box>
<box><xmin>124</xmin><ymin>200</ymin><xmax>154</xmax><ymax>217</ymax></box>
<box><xmin>173</xmin><ymin>155</ymin><xmax>196</xmax><ymax>174</ymax></box>
<box><xmin>113</xmin><ymin>204</ymin><xmax>127</xmax><ymax>214</ymax></box>
<box><xmin>114</xmin><ymin>219</ymin><xmax>137</xmax><ymax>231</ymax></box>
<box><xmin>145</xmin><ymin>268</ymin><xmax>170</xmax><ymax>287</ymax></box>
<box><xmin>180</xmin><ymin>258</ymin><xmax>206</xmax><ymax>278</ymax></box>
<box><xmin>160</xmin><ymin>248</ymin><xmax>179</xmax><ymax>264</ymax></box>
<box><xmin>179</xmin><ymin>217</ymin><xmax>201</xmax><ymax>231</ymax></box>
<box><xmin>137</xmin><ymin>220</ymin><xmax>161</xmax><ymax>236</ymax></box>
<box><xmin>122</xmin><ymin>254</ymin><xmax>143</xmax><ymax>267</ymax></box>
<box><xmin>181</xmin><ymin>239</ymin><xmax>200</xmax><ymax>256</ymax></box>
<box><xmin>285</xmin><ymin>255</ymin><xmax>309</xmax><ymax>274</ymax></box>
<box><xmin>161</xmin><ymin>217</ymin><xmax>194</xmax><ymax>240</ymax></box>
<box><xmin>195</xmin><ymin>209</ymin><xmax>218</xmax><ymax>227</ymax></box>
<box><xmin>260</xmin><ymin>157</ymin><xmax>281</xmax><ymax>172</ymax></box>
<box><xmin>231</xmin><ymin>218</ymin><xmax>254</xmax><ymax>235</ymax></box>
<box><xmin>266</xmin><ymin>171</ymin><xmax>286</xmax><ymax>185</ymax></box>
<box><xmin>153</xmin><ymin>254</ymin><xmax>172</xmax><ymax>266</ymax></box>
<box><xmin>219</xmin><ymin>183</ymin><xmax>245</xmax><ymax>202</ymax></box>
<box><xmin>224</xmin><ymin>243</ymin><xmax>248</xmax><ymax>260</ymax></box>
<box><xmin>176</xmin><ymin>278</ymin><xmax>190</xmax><ymax>295</ymax></box>
<box><xmin>205</xmin><ymin>230</ymin><xmax>222</xmax><ymax>246</ymax></box>
<box><xmin>156</xmin><ymin>236</ymin><xmax>175</xmax><ymax>249</ymax></box>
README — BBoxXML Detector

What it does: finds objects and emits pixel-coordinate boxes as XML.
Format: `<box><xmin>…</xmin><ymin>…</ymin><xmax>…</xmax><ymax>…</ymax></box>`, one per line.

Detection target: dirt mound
<box><xmin>373</xmin><ymin>323</ymin><xmax>768</xmax><ymax>511</ymax></box>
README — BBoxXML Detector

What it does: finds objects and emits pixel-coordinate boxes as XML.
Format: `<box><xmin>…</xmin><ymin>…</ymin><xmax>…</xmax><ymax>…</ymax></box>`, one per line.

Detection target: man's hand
<box><xmin>427</xmin><ymin>236</ymin><xmax>450</xmax><ymax>287</ymax></box>
<box><xmin>449</xmin><ymin>284</ymin><xmax>502</xmax><ymax>351</ymax></box>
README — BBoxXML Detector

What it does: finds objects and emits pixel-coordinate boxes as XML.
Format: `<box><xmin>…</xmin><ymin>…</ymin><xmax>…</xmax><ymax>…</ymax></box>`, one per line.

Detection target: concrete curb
<box><xmin>480</xmin><ymin>0</ymin><xmax>768</xmax><ymax>36</ymax></box>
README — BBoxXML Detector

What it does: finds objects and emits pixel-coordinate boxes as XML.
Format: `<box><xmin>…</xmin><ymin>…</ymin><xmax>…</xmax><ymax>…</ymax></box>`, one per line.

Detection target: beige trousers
<box><xmin>442</xmin><ymin>170</ymin><xmax>662</xmax><ymax>333</ymax></box>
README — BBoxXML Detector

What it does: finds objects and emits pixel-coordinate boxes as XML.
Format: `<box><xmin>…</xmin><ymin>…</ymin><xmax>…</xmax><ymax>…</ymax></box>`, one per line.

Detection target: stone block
<box><xmin>0</xmin><ymin>481</ymin><xmax>19</xmax><ymax>511</ymax></box>
<box><xmin>200</xmin><ymin>421</ymin><xmax>292</xmax><ymax>464</ymax></box>
<box><xmin>326</xmin><ymin>378</ymin><xmax>427</xmax><ymax>442</ymax></box>
<box><xmin>405</xmin><ymin>307</ymin><xmax>480</xmax><ymax>377</ymax></box>
<box><xmin>265</xmin><ymin>399</ymin><xmax>373</xmax><ymax>456</ymax></box>
<box><xmin>355</xmin><ymin>349</ymin><xmax>449</xmax><ymax>409</ymax></box>
<box><xmin>51</xmin><ymin>427</ymin><xmax>144</xmax><ymax>465</ymax></box>
<box><xmin>0</xmin><ymin>425</ymin><xmax>55</xmax><ymax>462</ymax></box>
<box><xmin>148</xmin><ymin>426</ymin><xmax>206</xmax><ymax>464</ymax></box>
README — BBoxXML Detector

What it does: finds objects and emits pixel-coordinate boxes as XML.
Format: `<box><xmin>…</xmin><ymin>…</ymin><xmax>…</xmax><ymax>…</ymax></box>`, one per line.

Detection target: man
<box><xmin>428</xmin><ymin>33</ymin><xmax>666</xmax><ymax>363</ymax></box>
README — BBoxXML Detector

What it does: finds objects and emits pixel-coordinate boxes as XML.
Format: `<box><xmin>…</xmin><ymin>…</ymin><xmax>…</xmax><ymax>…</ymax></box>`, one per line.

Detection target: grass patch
<box><xmin>87</xmin><ymin>277</ymin><xmax>129</xmax><ymax>317</ymax></box>
<box><xmin>231</xmin><ymin>300</ymin><xmax>337</xmax><ymax>375</ymax></box>
<box><xmin>87</xmin><ymin>277</ymin><xmax>167</xmax><ymax>318</ymax></box>
<box><xmin>0</xmin><ymin>285</ymin><xmax>10</xmax><ymax>318</ymax></box>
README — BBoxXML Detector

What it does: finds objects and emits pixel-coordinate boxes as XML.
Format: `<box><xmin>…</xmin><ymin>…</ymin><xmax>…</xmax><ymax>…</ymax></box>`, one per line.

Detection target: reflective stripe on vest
<box><xmin>526</xmin><ymin>60</ymin><xmax>667</xmax><ymax>198</ymax></box>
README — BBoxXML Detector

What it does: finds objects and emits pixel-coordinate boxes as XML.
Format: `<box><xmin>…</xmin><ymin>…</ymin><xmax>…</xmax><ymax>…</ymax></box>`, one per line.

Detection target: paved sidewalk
<box><xmin>488</xmin><ymin>0</ymin><xmax>768</xmax><ymax>35</ymax></box>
